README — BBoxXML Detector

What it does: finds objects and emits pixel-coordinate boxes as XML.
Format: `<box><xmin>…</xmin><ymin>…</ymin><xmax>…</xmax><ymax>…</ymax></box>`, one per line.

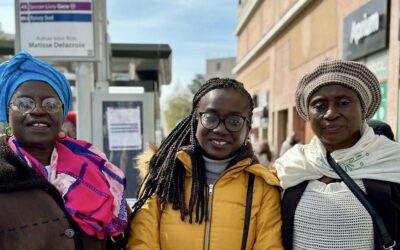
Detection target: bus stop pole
<box><xmin>76</xmin><ymin>62</ymin><xmax>94</xmax><ymax>142</ymax></box>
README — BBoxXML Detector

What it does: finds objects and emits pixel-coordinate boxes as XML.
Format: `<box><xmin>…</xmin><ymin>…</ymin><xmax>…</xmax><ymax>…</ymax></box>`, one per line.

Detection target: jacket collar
<box><xmin>176</xmin><ymin>144</ymin><xmax>280</xmax><ymax>186</ymax></box>
<box><xmin>176</xmin><ymin>143</ymin><xmax>255</xmax><ymax>173</ymax></box>
<box><xmin>176</xmin><ymin>150</ymin><xmax>252</xmax><ymax>175</ymax></box>
<box><xmin>0</xmin><ymin>136</ymin><xmax>63</xmax><ymax>193</ymax></box>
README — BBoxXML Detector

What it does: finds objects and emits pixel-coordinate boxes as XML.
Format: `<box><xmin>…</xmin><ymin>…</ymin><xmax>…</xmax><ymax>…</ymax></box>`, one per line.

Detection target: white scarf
<box><xmin>275</xmin><ymin>123</ymin><xmax>400</xmax><ymax>189</ymax></box>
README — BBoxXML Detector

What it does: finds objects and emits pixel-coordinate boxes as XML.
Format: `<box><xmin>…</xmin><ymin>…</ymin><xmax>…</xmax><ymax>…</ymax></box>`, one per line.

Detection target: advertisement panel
<box><xmin>92</xmin><ymin>92</ymin><xmax>155</xmax><ymax>198</ymax></box>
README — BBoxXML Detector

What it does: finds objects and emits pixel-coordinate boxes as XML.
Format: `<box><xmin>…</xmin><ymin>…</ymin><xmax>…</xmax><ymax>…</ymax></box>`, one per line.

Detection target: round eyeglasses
<box><xmin>9</xmin><ymin>97</ymin><xmax>63</xmax><ymax>115</ymax></box>
<box><xmin>198</xmin><ymin>112</ymin><xmax>249</xmax><ymax>132</ymax></box>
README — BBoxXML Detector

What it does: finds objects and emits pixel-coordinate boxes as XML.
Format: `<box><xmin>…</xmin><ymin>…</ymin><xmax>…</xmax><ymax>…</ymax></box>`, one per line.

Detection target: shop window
<box><xmin>216</xmin><ymin>62</ymin><xmax>221</xmax><ymax>71</ymax></box>
<box><xmin>252</xmin><ymin>94</ymin><xmax>258</xmax><ymax>107</ymax></box>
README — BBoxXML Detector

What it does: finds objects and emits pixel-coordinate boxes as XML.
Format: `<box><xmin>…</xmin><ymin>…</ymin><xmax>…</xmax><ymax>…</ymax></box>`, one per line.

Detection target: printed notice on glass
<box><xmin>16</xmin><ymin>0</ymin><xmax>96</xmax><ymax>59</ymax></box>
<box><xmin>106</xmin><ymin>107</ymin><xmax>142</xmax><ymax>151</ymax></box>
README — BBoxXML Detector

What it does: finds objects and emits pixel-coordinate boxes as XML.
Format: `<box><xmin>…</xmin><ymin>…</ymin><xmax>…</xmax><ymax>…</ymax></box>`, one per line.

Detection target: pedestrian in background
<box><xmin>279</xmin><ymin>132</ymin><xmax>299</xmax><ymax>157</ymax></box>
<box><xmin>127</xmin><ymin>78</ymin><xmax>282</xmax><ymax>250</ymax></box>
<box><xmin>257</xmin><ymin>141</ymin><xmax>273</xmax><ymax>168</ymax></box>
<box><xmin>62</xmin><ymin>111</ymin><xmax>77</xmax><ymax>139</ymax></box>
<box><xmin>0</xmin><ymin>51</ymin><xmax>127</xmax><ymax>249</ymax></box>
<box><xmin>275</xmin><ymin>59</ymin><xmax>400</xmax><ymax>250</ymax></box>
<box><xmin>367</xmin><ymin>119</ymin><xmax>395</xmax><ymax>141</ymax></box>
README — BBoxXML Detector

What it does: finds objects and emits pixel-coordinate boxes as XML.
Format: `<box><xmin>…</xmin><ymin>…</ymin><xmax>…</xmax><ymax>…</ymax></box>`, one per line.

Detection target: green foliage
<box><xmin>163</xmin><ymin>94</ymin><xmax>192</xmax><ymax>134</ymax></box>
<box><xmin>188</xmin><ymin>74</ymin><xmax>205</xmax><ymax>95</ymax></box>
<box><xmin>163</xmin><ymin>74</ymin><xmax>205</xmax><ymax>134</ymax></box>
<box><xmin>0</xmin><ymin>32</ymin><xmax>14</xmax><ymax>41</ymax></box>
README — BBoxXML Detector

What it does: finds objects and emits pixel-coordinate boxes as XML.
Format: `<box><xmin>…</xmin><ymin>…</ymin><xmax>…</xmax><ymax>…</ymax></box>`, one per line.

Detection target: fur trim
<box><xmin>135</xmin><ymin>143</ymin><xmax>256</xmax><ymax>181</ymax></box>
<box><xmin>0</xmin><ymin>136</ymin><xmax>64</xmax><ymax>206</ymax></box>
<box><xmin>0</xmin><ymin>136</ymin><xmax>44</xmax><ymax>191</ymax></box>
<box><xmin>135</xmin><ymin>144</ymin><xmax>158</xmax><ymax>181</ymax></box>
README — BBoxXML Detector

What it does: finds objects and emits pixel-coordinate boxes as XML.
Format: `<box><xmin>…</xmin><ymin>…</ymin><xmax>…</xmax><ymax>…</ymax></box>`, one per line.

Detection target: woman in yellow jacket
<box><xmin>127</xmin><ymin>78</ymin><xmax>282</xmax><ymax>250</ymax></box>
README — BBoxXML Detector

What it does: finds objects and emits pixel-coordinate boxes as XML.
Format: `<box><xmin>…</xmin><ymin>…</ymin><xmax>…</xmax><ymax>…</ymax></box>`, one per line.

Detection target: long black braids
<box><xmin>132</xmin><ymin>77</ymin><xmax>255</xmax><ymax>223</ymax></box>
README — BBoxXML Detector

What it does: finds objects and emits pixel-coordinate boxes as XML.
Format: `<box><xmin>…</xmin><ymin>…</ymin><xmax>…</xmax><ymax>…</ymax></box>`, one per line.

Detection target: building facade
<box><xmin>234</xmin><ymin>0</ymin><xmax>400</xmax><ymax>155</ymax></box>
<box><xmin>205</xmin><ymin>57</ymin><xmax>236</xmax><ymax>79</ymax></box>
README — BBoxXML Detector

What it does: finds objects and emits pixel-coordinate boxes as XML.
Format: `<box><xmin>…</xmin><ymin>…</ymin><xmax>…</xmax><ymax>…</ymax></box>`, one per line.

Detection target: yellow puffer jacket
<box><xmin>127</xmin><ymin>150</ymin><xmax>283</xmax><ymax>250</ymax></box>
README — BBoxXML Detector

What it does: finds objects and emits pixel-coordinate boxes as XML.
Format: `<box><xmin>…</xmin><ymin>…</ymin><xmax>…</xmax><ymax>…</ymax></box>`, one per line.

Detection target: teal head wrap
<box><xmin>0</xmin><ymin>51</ymin><xmax>72</xmax><ymax>122</ymax></box>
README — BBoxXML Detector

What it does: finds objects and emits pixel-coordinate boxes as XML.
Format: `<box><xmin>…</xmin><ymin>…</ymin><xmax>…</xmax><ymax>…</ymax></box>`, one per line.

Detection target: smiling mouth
<box><xmin>324</xmin><ymin>126</ymin><xmax>341</xmax><ymax>132</ymax></box>
<box><xmin>27</xmin><ymin>122</ymin><xmax>50</xmax><ymax>128</ymax></box>
<box><xmin>210</xmin><ymin>139</ymin><xmax>228</xmax><ymax>146</ymax></box>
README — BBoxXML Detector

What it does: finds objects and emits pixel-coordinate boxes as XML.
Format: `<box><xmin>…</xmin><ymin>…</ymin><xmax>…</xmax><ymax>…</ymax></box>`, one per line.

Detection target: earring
<box><xmin>244</xmin><ymin>137</ymin><xmax>250</xmax><ymax>146</ymax></box>
<box><xmin>5</xmin><ymin>127</ymin><xmax>13</xmax><ymax>137</ymax></box>
<box><xmin>58</xmin><ymin>131</ymin><xmax>66</xmax><ymax>139</ymax></box>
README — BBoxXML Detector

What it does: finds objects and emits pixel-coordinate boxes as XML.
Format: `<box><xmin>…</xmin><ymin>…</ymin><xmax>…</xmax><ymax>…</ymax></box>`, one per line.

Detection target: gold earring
<box><xmin>5</xmin><ymin>127</ymin><xmax>13</xmax><ymax>137</ymax></box>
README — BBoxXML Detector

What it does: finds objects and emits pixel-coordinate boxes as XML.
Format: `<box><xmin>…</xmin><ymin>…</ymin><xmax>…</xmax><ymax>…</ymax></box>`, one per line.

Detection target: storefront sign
<box><xmin>342</xmin><ymin>0</ymin><xmax>388</xmax><ymax>60</ymax></box>
<box><xmin>15</xmin><ymin>0</ymin><xmax>98</xmax><ymax>61</ymax></box>
<box><xmin>350</xmin><ymin>12</ymin><xmax>379</xmax><ymax>45</ymax></box>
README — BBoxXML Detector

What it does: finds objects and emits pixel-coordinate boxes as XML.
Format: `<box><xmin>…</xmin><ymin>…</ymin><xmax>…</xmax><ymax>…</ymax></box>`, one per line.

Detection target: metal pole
<box><xmin>75</xmin><ymin>0</ymin><xmax>104</xmax><ymax>143</ymax></box>
<box><xmin>95</xmin><ymin>0</ymin><xmax>110</xmax><ymax>91</ymax></box>
<box><xmin>76</xmin><ymin>62</ymin><xmax>94</xmax><ymax>142</ymax></box>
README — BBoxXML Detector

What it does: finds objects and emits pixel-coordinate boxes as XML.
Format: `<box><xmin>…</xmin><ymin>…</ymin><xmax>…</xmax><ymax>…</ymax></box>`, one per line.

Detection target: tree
<box><xmin>162</xmin><ymin>74</ymin><xmax>204</xmax><ymax>134</ymax></box>
<box><xmin>163</xmin><ymin>94</ymin><xmax>192</xmax><ymax>134</ymax></box>
<box><xmin>188</xmin><ymin>74</ymin><xmax>205</xmax><ymax>95</ymax></box>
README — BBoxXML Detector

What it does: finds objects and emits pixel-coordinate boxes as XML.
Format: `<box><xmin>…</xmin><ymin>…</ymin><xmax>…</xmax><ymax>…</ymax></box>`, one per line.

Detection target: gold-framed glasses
<box><xmin>9</xmin><ymin>97</ymin><xmax>62</xmax><ymax>115</ymax></box>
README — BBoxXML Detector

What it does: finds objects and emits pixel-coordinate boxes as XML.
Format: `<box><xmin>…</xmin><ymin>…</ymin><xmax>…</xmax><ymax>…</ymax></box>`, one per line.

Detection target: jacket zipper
<box><xmin>203</xmin><ymin>184</ymin><xmax>213</xmax><ymax>250</ymax></box>
<box><xmin>202</xmin><ymin>164</ymin><xmax>247</xmax><ymax>250</ymax></box>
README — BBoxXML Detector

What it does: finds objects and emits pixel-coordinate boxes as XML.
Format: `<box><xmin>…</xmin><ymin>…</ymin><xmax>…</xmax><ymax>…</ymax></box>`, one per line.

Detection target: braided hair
<box><xmin>132</xmin><ymin>77</ymin><xmax>254</xmax><ymax>223</ymax></box>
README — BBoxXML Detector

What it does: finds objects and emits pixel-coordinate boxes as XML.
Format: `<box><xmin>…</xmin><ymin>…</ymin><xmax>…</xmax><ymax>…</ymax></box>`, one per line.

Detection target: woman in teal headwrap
<box><xmin>0</xmin><ymin>51</ymin><xmax>127</xmax><ymax>249</ymax></box>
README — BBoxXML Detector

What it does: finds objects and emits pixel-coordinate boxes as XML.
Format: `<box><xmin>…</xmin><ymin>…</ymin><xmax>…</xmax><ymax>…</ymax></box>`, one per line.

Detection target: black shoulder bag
<box><xmin>241</xmin><ymin>173</ymin><xmax>255</xmax><ymax>250</ymax></box>
<box><xmin>326</xmin><ymin>152</ymin><xmax>396</xmax><ymax>250</ymax></box>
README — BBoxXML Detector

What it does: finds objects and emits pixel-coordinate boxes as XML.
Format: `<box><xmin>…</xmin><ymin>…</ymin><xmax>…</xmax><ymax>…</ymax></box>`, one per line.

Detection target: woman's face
<box><xmin>308</xmin><ymin>84</ymin><xmax>363</xmax><ymax>152</ymax></box>
<box><xmin>8</xmin><ymin>80</ymin><xmax>63</xmax><ymax>148</ymax></box>
<box><xmin>195</xmin><ymin>88</ymin><xmax>251</xmax><ymax>160</ymax></box>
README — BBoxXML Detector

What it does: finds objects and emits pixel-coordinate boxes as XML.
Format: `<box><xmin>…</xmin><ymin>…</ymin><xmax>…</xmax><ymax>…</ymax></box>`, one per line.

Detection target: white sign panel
<box><xmin>16</xmin><ymin>0</ymin><xmax>96</xmax><ymax>59</ymax></box>
<box><xmin>106</xmin><ymin>107</ymin><xmax>142</xmax><ymax>151</ymax></box>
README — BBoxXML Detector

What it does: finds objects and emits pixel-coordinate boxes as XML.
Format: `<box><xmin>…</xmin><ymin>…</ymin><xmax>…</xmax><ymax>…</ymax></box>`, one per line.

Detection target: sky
<box><xmin>0</xmin><ymin>0</ymin><xmax>237</xmax><ymax>102</ymax></box>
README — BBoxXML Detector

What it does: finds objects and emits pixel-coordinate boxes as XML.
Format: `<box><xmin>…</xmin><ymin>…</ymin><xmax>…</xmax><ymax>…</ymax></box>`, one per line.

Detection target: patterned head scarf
<box><xmin>295</xmin><ymin>59</ymin><xmax>381</xmax><ymax>121</ymax></box>
<box><xmin>0</xmin><ymin>51</ymin><xmax>72</xmax><ymax>122</ymax></box>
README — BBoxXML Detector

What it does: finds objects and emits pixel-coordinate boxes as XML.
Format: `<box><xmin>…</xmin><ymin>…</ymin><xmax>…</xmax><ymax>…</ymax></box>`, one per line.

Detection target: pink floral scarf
<box><xmin>8</xmin><ymin>136</ymin><xmax>127</xmax><ymax>239</ymax></box>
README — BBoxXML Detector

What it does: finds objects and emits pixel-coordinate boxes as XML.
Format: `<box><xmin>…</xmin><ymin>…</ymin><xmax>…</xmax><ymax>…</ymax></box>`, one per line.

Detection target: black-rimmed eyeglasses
<box><xmin>9</xmin><ymin>97</ymin><xmax>63</xmax><ymax>115</ymax></box>
<box><xmin>198</xmin><ymin>112</ymin><xmax>249</xmax><ymax>132</ymax></box>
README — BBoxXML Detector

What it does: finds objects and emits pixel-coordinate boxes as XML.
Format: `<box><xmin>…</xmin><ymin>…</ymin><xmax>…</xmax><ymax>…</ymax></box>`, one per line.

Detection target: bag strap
<box><xmin>326</xmin><ymin>152</ymin><xmax>396</xmax><ymax>250</ymax></box>
<box><xmin>241</xmin><ymin>173</ymin><xmax>255</xmax><ymax>250</ymax></box>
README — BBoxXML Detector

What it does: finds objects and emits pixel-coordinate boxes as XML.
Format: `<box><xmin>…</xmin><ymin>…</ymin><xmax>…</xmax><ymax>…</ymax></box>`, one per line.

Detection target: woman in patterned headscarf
<box><xmin>0</xmin><ymin>51</ymin><xmax>127</xmax><ymax>249</ymax></box>
<box><xmin>275</xmin><ymin>59</ymin><xmax>400</xmax><ymax>250</ymax></box>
